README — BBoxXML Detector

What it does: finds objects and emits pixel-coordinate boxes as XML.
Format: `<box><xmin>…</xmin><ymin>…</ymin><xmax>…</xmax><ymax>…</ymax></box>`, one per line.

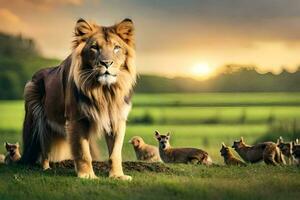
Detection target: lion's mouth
<box><xmin>99</xmin><ymin>71</ymin><xmax>117</xmax><ymax>77</ymax></box>
<box><xmin>97</xmin><ymin>71</ymin><xmax>117</xmax><ymax>85</ymax></box>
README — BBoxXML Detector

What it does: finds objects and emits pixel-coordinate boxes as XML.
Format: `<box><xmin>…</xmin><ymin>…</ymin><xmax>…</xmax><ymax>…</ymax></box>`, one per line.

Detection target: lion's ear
<box><xmin>115</xmin><ymin>18</ymin><xmax>134</xmax><ymax>46</ymax></box>
<box><xmin>75</xmin><ymin>18</ymin><xmax>94</xmax><ymax>37</ymax></box>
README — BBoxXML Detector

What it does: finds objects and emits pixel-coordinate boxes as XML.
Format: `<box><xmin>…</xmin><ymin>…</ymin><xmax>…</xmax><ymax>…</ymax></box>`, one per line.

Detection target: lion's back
<box><xmin>29</xmin><ymin>62</ymin><xmax>69</xmax><ymax>124</ymax></box>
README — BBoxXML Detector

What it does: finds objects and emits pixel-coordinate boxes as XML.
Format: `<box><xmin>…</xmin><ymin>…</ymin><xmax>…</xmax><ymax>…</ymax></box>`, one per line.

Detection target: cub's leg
<box><xmin>68</xmin><ymin>120</ymin><xmax>97</xmax><ymax>179</ymax></box>
<box><xmin>275</xmin><ymin>150</ymin><xmax>286</xmax><ymax>165</ymax></box>
<box><xmin>263</xmin><ymin>151</ymin><xmax>277</xmax><ymax>166</ymax></box>
<box><xmin>105</xmin><ymin>120</ymin><xmax>131</xmax><ymax>181</ymax></box>
<box><xmin>187</xmin><ymin>157</ymin><xmax>200</xmax><ymax>164</ymax></box>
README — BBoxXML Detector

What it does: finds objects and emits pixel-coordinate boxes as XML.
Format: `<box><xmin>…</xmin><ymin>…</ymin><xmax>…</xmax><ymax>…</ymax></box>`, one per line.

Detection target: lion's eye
<box><xmin>90</xmin><ymin>42</ymin><xmax>99</xmax><ymax>50</ymax></box>
<box><xmin>91</xmin><ymin>44</ymin><xmax>97</xmax><ymax>49</ymax></box>
<box><xmin>114</xmin><ymin>45</ymin><xmax>121</xmax><ymax>53</ymax></box>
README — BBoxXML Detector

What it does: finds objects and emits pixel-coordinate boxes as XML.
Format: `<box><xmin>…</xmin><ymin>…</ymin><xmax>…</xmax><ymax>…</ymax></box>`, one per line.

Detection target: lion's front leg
<box><xmin>68</xmin><ymin>120</ymin><xmax>98</xmax><ymax>179</ymax></box>
<box><xmin>105</xmin><ymin>120</ymin><xmax>131</xmax><ymax>181</ymax></box>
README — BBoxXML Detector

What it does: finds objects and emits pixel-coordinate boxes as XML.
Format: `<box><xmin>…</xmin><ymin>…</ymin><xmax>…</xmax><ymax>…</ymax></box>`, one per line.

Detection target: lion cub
<box><xmin>277</xmin><ymin>136</ymin><xmax>295</xmax><ymax>165</ymax></box>
<box><xmin>232</xmin><ymin>137</ymin><xmax>285</xmax><ymax>165</ymax></box>
<box><xmin>154</xmin><ymin>131</ymin><xmax>212</xmax><ymax>165</ymax></box>
<box><xmin>4</xmin><ymin>142</ymin><xmax>21</xmax><ymax>164</ymax></box>
<box><xmin>129</xmin><ymin>136</ymin><xmax>161</xmax><ymax>162</ymax></box>
<box><xmin>220</xmin><ymin>143</ymin><xmax>246</xmax><ymax>166</ymax></box>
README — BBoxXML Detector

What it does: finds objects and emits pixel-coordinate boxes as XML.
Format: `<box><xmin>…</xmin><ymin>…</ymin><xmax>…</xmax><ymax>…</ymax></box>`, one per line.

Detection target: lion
<box><xmin>21</xmin><ymin>18</ymin><xmax>136</xmax><ymax>180</ymax></box>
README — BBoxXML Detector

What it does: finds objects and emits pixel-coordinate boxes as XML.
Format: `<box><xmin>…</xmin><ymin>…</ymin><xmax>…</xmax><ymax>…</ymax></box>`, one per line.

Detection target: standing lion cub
<box><xmin>154</xmin><ymin>131</ymin><xmax>212</xmax><ymax>165</ymax></box>
<box><xmin>129</xmin><ymin>136</ymin><xmax>161</xmax><ymax>162</ymax></box>
<box><xmin>277</xmin><ymin>136</ymin><xmax>295</xmax><ymax>165</ymax></box>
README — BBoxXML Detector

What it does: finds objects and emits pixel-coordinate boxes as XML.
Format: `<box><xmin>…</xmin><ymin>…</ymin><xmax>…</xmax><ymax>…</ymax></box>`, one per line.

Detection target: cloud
<box><xmin>0</xmin><ymin>9</ymin><xmax>26</xmax><ymax>34</ymax></box>
<box><xmin>0</xmin><ymin>0</ymin><xmax>84</xmax><ymax>12</ymax></box>
<box><xmin>130</xmin><ymin>0</ymin><xmax>300</xmax><ymax>52</ymax></box>
<box><xmin>28</xmin><ymin>0</ymin><xmax>84</xmax><ymax>9</ymax></box>
<box><xmin>0</xmin><ymin>0</ymin><xmax>299</xmax><ymax>73</ymax></box>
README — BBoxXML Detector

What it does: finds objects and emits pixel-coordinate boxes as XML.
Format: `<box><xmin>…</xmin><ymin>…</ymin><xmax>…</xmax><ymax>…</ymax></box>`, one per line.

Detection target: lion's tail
<box><xmin>21</xmin><ymin>80</ymin><xmax>46</xmax><ymax>164</ymax></box>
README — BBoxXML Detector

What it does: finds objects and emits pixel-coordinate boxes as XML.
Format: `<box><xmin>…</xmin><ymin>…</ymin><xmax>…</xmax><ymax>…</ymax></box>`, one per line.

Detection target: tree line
<box><xmin>0</xmin><ymin>32</ymin><xmax>299</xmax><ymax>99</ymax></box>
<box><xmin>135</xmin><ymin>66</ymin><xmax>300</xmax><ymax>93</ymax></box>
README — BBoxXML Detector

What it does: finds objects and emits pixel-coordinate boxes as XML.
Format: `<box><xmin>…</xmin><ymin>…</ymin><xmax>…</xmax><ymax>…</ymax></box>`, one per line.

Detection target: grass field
<box><xmin>0</xmin><ymin>93</ymin><xmax>300</xmax><ymax>200</ymax></box>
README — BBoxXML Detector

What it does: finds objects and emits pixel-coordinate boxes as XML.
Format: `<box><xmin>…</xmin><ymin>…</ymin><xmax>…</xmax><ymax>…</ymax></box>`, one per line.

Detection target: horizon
<box><xmin>1</xmin><ymin>0</ymin><xmax>300</xmax><ymax>78</ymax></box>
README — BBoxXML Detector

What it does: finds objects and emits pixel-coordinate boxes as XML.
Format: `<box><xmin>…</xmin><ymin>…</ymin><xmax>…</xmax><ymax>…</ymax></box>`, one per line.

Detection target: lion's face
<box><xmin>81</xmin><ymin>32</ymin><xmax>127</xmax><ymax>85</ymax></box>
<box><xmin>73</xmin><ymin>18</ymin><xmax>135</xmax><ymax>87</ymax></box>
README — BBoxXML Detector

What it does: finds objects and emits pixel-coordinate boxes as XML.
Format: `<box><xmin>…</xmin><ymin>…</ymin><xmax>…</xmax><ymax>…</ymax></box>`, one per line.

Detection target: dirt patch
<box><xmin>52</xmin><ymin>160</ymin><xmax>172</xmax><ymax>173</ymax></box>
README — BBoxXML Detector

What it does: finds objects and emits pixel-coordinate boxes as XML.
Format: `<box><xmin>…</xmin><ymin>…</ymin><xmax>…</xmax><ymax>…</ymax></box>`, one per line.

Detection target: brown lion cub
<box><xmin>4</xmin><ymin>142</ymin><xmax>21</xmax><ymax>164</ymax></box>
<box><xmin>220</xmin><ymin>143</ymin><xmax>246</xmax><ymax>166</ymax></box>
<box><xmin>154</xmin><ymin>131</ymin><xmax>212</xmax><ymax>165</ymax></box>
<box><xmin>277</xmin><ymin>136</ymin><xmax>295</xmax><ymax>165</ymax></box>
<box><xmin>129</xmin><ymin>136</ymin><xmax>161</xmax><ymax>162</ymax></box>
<box><xmin>232</xmin><ymin>137</ymin><xmax>285</xmax><ymax>166</ymax></box>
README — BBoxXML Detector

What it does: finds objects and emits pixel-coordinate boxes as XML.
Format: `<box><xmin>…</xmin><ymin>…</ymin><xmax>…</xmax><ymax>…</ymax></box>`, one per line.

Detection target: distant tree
<box><xmin>0</xmin><ymin>32</ymin><xmax>59</xmax><ymax>99</ymax></box>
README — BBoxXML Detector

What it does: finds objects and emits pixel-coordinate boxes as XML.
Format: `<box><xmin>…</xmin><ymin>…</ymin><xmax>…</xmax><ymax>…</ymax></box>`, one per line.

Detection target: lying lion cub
<box><xmin>220</xmin><ymin>143</ymin><xmax>246</xmax><ymax>166</ymax></box>
<box><xmin>232</xmin><ymin>137</ymin><xmax>285</xmax><ymax>166</ymax></box>
<box><xmin>4</xmin><ymin>142</ymin><xmax>21</xmax><ymax>164</ymax></box>
<box><xmin>154</xmin><ymin>131</ymin><xmax>212</xmax><ymax>165</ymax></box>
<box><xmin>129</xmin><ymin>136</ymin><xmax>161</xmax><ymax>162</ymax></box>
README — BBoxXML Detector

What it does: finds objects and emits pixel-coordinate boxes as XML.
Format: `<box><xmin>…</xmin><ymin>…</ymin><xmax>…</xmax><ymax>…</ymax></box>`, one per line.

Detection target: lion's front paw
<box><xmin>77</xmin><ymin>171</ymin><xmax>99</xmax><ymax>179</ymax></box>
<box><xmin>109</xmin><ymin>174</ymin><xmax>132</xmax><ymax>181</ymax></box>
<box><xmin>42</xmin><ymin>160</ymin><xmax>51</xmax><ymax>171</ymax></box>
<box><xmin>43</xmin><ymin>166</ymin><xmax>51</xmax><ymax>171</ymax></box>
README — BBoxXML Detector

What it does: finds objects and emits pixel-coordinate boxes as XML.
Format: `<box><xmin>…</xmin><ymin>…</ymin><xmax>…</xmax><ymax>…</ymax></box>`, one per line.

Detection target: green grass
<box><xmin>133</xmin><ymin>93</ymin><xmax>300</xmax><ymax>106</ymax></box>
<box><xmin>0</xmin><ymin>93</ymin><xmax>300</xmax><ymax>200</ymax></box>
<box><xmin>129</xmin><ymin>106</ymin><xmax>300</xmax><ymax>124</ymax></box>
<box><xmin>0</xmin><ymin>164</ymin><xmax>299</xmax><ymax>200</ymax></box>
<box><xmin>1</xmin><ymin>100</ymin><xmax>300</xmax><ymax>131</ymax></box>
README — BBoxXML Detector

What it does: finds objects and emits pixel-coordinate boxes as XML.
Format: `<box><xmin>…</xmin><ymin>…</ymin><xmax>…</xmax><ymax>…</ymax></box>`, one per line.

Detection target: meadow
<box><xmin>0</xmin><ymin>93</ymin><xmax>300</xmax><ymax>200</ymax></box>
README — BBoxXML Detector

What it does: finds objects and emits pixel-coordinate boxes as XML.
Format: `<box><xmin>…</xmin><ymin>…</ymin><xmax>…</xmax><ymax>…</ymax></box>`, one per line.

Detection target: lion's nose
<box><xmin>99</xmin><ymin>60</ymin><xmax>114</xmax><ymax>68</ymax></box>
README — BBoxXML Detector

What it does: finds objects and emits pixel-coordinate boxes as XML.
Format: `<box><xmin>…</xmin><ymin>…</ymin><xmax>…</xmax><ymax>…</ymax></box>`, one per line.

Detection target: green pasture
<box><xmin>132</xmin><ymin>93</ymin><xmax>300</xmax><ymax>106</ymax></box>
<box><xmin>0</xmin><ymin>164</ymin><xmax>299</xmax><ymax>200</ymax></box>
<box><xmin>0</xmin><ymin>93</ymin><xmax>299</xmax><ymax>200</ymax></box>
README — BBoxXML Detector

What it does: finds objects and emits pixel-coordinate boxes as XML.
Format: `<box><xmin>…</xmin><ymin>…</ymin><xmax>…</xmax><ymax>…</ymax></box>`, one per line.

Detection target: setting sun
<box><xmin>190</xmin><ymin>62</ymin><xmax>215</xmax><ymax>78</ymax></box>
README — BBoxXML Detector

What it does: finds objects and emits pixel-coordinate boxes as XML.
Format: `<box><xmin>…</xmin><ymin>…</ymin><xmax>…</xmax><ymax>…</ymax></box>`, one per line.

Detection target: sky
<box><xmin>1</xmin><ymin>0</ymin><xmax>300</xmax><ymax>77</ymax></box>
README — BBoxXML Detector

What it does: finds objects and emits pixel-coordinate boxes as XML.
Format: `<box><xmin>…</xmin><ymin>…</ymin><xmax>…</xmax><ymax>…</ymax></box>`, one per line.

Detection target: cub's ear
<box><xmin>166</xmin><ymin>132</ymin><xmax>171</xmax><ymax>138</ymax></box>
<box><xmin>75</xmin><ymin>18</ymin><xmax>94</xmax><ymax>37</ymax></box>
<box><xmin>296</xmin><ymin>138</ymin><xmax>299</xmax><ymax>144</ymax></box>
<box><xmin>155</xmin><ymin>131</ymin><xmax>161</xmax><ymax>139</ymax></box>
<box><xmin>115</xmin><ymin>18</ymin><xmax>134</xmax><ymax>46</ymax></box>
<box><xmin>240</xmin><ymin>137</ymin><xmax>244</xmax><ymax>142</ymax></box>
<box><xmin>222</xmin><ymin>142</ymin><xmax>226</xmax><ymax>147</ymax></box>
<box><xmin>4</xmin><ymin>142</ymin><xmax>9</xmax><ymax>150</ymax></box>
<box><xmin>16</xmin><ymin>142</ymin><xmax>19</xmax><ymax>147</ymax></box>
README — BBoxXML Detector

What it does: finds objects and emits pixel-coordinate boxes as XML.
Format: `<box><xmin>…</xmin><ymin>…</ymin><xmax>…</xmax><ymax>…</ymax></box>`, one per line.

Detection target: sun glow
<box><xmin>190</xmin><ymin>62</ymin><xmax>215</xmax><ymax>79</ymax></box>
